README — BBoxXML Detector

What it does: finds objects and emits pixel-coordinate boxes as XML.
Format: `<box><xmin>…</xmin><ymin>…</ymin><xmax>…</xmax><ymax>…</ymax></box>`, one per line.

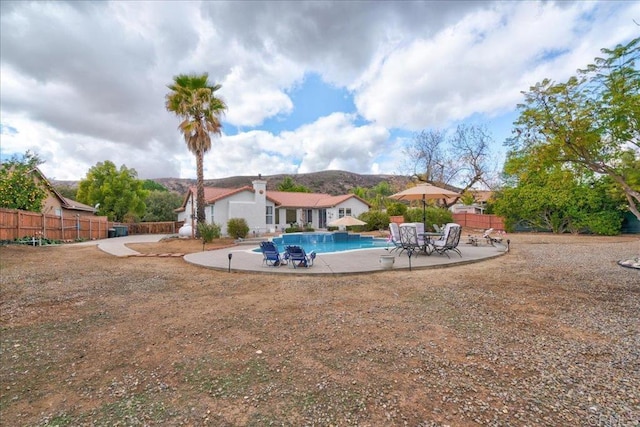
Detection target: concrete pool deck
<box><xmin>78</xmin><ymin>234</ymin><xmax>507</xmax><ymax>275</ymax></box>
<box><xmin>184</xmin><ymin>241</ymin><xmax>507</xmax><ymax>275</ymax></box>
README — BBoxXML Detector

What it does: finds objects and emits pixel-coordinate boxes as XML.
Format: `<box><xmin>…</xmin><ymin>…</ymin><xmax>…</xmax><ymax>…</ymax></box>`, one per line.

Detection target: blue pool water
<box><xmin>253</xmin><ymin>232</ymin><xmax>388</xmax><ymax>254</ymax></box>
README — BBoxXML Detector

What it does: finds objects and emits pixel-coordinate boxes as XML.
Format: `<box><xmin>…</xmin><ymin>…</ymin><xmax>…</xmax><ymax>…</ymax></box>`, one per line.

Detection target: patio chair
<box><xmin>399</xmin><ymin>223</ymin><xmax>424</xmax><ymax>256</ymax></box>
<box><xmin>284</xmin><ymin>245</ymin><xmax>316</xmax><ymax>268</ymax></box>
<box><xmin>414</xmin><ymin>222</ymin><xmax>427</xmax><ymax>250</ymax></box>
<box><xmin>432</xmin><ymin>223</ymin><xmax>462</xmax><ymax>258</ymax></box>
<box><xmin>260</xmin><ymin>241</ymin><xmax>285</xmax><ymax>266</ymax></box>
<box><xmin>387</xmin><ymin>223</ymin><xmax>403</xmax><ymax>253</ymax></box>
<box><xmin>483</xmin><ymin>228</ymin><xmax>504</xmax><ymax>246</ymax></box>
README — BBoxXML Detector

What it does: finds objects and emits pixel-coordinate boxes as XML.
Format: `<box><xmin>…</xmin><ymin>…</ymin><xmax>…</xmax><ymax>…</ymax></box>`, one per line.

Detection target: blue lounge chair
<box><xmin>260</xmin><ymin>241</ymin><xmax>285</xmax><ymax>266</ymax></box>
<box><xmin>284</xmin><ymin>245</ymin><xmax>316</xmax><ymax>268</ymax></box>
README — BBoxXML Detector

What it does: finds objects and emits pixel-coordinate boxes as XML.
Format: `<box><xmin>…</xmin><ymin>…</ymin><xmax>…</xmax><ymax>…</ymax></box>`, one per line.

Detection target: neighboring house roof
<box><xmin>471</xmin><ymin>190</ymin><xmax>493</xmax><ymax>203</ymax></box>
<box><xmin>34</xmin><ymin>167</ymin><xmax>97</xmax><ymax>214</ymax></box>
<box><xmin>62</xmin><ymin>197</ymin><xmax>96</xmax><ymax>212</ymax></box>
<box><xmin>176</xmin><ymin>186</ymin><xmax>370</xmax><ymax>211</ymax></box>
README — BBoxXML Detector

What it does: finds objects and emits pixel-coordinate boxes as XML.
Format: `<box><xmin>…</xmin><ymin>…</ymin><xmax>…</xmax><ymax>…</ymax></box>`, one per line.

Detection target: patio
<box><xmin>184</xmin><ymin>243</ymin><xmax>506</xmax><ymax>275</ymax></box>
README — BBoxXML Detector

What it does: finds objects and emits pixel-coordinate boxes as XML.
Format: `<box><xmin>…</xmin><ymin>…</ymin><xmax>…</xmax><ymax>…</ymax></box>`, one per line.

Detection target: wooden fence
<box><xmin>452</xmin><ymin>213</ymin><xmax>504</xmax><ymax>231</ymax></box>
<box><xmin>128</xmin><ymin>221</ymin><xmax>182</xmax><ymax>235</ymax></box>
<box><xmin>390</xmin><ymin>213</ymin><xmax>504</xmax><ymax>231</ymax></box>
<box><xmin>0</xmin><ymin>208</ymin><xmax>184</xmax><ymax>241</ymax></box>
<box><xmin>0</xmin><ymin>208</ymin><xmax>111</xmax><ymax>241</ymax></box>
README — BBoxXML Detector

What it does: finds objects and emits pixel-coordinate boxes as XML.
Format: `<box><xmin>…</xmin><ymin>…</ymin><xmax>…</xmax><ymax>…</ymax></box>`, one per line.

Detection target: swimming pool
<box><xmin>254</xmin><ymin>232</ymin><xmax>388</xmax><ymax>254</ymax></box>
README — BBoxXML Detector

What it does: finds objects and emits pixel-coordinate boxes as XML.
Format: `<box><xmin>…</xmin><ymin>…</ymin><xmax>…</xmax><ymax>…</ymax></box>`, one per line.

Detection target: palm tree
<box><xmin>165</xmin><ymin>73</ymin><xmax>227</xmax><ymax>229</ymax></box>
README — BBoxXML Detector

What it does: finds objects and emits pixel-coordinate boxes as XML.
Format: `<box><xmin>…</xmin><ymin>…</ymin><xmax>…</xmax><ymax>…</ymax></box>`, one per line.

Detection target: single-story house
<box><xmin>176</xmin><ymin>179</ymin><xmax>371</xmax><ymax>236</ymax></box>
<box><xmin>33</xmin><ymin>168</ymin><xmax>97</xmax><ymax>217</ymax></box>
<box><xmin>449</xmin><ymin>190</ymin><xmax>494</xmax><ymax>214</ymax></box>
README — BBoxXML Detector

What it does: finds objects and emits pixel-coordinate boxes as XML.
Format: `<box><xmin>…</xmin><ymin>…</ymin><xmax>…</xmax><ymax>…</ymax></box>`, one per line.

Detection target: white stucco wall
<box><xmin>178</xmin><ymin>189</ymin><xmax>370</xmax><ymax>236</ymax></box>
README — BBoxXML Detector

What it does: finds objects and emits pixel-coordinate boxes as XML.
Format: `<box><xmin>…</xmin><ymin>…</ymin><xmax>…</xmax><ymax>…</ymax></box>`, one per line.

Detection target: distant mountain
<box><xmin>156</xmin><ymin>170</ymin><xmax>411</xmax><ymax>195</ymax></box>
<box><xmin>52</xmin><ymin>170</ymin><xmax>412</xmax><ymax>196</ymax></box>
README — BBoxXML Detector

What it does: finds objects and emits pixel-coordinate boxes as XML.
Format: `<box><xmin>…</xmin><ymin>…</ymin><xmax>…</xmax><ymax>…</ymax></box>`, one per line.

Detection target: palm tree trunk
<box><xmin>195</xmin><ymin>149</ymin><xmax>206</xmax><ymax>228</ymax></box>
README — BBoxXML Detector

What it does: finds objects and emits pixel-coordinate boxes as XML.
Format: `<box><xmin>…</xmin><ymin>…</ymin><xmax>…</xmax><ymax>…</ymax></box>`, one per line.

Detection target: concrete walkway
<box><xmin>73</xmin><ymin>234</ymin><xmax>170</xmax><ymax>257</ymax></box>
<box><xmin>76</xmin><ymin>234</ymin><xmax>507</xmax><ymax>275</ymax></box>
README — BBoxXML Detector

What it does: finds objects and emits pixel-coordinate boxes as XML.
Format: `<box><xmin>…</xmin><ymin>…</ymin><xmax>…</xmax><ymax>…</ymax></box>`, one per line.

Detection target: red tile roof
<box><xmin>267</xmin><ymin>191</ymin><xmax>366</xmax><ymax>208</ymax></box>
<box><xmin>180</xmin><ymin>186</ymin><xmax>369</xmax><ymax>209</ymax></box>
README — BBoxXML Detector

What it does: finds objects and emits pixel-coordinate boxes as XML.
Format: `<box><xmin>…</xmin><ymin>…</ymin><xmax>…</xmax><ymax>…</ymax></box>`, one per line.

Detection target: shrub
<box><xmin>404</xmin><ymin>207</ymin><xmax>453</xmax><ymax>229</ymax></box>
<box><xmin>227</xmin><ymin>218</ymin><xmax>249</xmax><ymax>239</ymax></box>
<box><xmin>358</xmin><ymin>210</ymin><xmax>389</xmax><ymax>231</ymax></box>
<box><xmin>198</xmin><ymin>222</ymin><xmax>221</xmax><ymax>244</ymax></box>
<box><xmin>386</xmin><ymin>202</ymin><xmax>407</xmax><ymax>216</ymax></box>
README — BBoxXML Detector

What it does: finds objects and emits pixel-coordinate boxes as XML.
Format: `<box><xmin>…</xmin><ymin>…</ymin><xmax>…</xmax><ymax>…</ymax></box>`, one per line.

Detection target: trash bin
<box><xmin>108</xmin><ymin>228</ymin><xmax>116</xmax><ymax>238</ymax></box>
<box><xmin>113</xmin><ymin>225</ymin><xmax>128</xmax><ymax>237</ymax></box>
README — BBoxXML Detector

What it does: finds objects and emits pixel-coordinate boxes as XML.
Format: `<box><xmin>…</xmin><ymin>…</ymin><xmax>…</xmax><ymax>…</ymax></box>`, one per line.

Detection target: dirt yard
<box><xmin>1</xmin><ymin>233</ymin><xmax>638</xmax><ymax>426</ymax></box>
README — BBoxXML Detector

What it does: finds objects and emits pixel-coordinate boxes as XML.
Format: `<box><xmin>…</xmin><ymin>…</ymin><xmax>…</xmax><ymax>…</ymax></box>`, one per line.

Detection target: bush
<box><xmin>386</xmin><ymin>202</ymin><xmax>407</xmax><ymax>216</ymax></box>
<box><xmin>358</xmin><ymin>210</ymin><xmax>389</xmax><ymax>231</ymax></box>
<box><xmin>198</xmin><ymin>222</ymin><xmax>221</xmax><ymax>243</ymax></box>
<box><xmin>227</xmin><ymin>218</ymin><xmax>249</xmax><ymax>239</ymax></box>
<box><xmin>404</xmin><ymin>207</ymin><xmax>453</xmax><ymax>230</ymax></box>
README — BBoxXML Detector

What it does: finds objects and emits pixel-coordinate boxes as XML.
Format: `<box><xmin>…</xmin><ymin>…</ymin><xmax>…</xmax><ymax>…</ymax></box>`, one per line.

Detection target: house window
<box><xmin>266</xmin><ymin>206</ymin><xmax>273</xmax><ymax>224</ymax></box>
<box><xmin>304</xmin><ymin>209</ymin><xmax>312</xmax><ymax>224</ymax></box>
<box><xmin>286</xmin><ymin>209</ymin><xmax>297</xmax><ymax>224</ymax></box>
<box><xmin>338</xmin><ymin>208</ymin><xmax>351</xmax><ymax>218</ymax></box>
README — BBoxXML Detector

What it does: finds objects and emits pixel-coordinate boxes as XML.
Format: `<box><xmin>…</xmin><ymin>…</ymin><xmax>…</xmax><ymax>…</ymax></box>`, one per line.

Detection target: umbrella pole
<box><xmin>423</xmin><ymin>196</ymin><xmax>426</xmax><ymax>228</ymax></box>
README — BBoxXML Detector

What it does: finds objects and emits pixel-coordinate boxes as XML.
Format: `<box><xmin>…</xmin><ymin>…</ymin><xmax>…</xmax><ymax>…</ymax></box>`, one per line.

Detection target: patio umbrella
<box><xmin>389</xmin><ymin>183</ymin><xmax>461</xmax><ymax>225</ymax></box>
<box><xmin>327</xmin><ymin>215</ymin><xmax>367</xmax><ymax>230</ymax></box>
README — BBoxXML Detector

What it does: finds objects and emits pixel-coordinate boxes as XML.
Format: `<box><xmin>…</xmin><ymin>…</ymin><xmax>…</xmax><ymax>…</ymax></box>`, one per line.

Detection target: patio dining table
<box><xmin>419</xmin><ymin>232</ymin><xmax>444</xmax><ymax>255</ymax></box>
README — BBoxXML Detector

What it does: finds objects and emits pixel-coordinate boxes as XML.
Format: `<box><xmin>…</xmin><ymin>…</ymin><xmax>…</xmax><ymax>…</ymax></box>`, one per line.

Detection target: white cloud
<box><xmin>1</xmin><ymin>0</ymin><xmax>637</xmax><ymax>182</ymax></box>
<box><xmin>354</xmin><ymin>1</ymin><xmax>637</xmax><ymax>130</ymax></box>
<box><xmin>188</xmin><ymin>113</ymin><xmax>390</xmax><ymax>179</ymax></box>
<box><xmin>222</xmin><ymin>65</ymin><xmax>297</xmax><ymax>127</ymax></box>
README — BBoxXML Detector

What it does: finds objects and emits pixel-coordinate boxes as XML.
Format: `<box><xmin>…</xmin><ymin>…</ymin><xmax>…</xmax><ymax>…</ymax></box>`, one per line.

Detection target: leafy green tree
<box><xmin>277</xmin><ymin>176</ymin><xmax>311</xmax><ymax>192</ymax></box>
<box><xmin>494</xmin><ymin>152</ymin><xmax>624</xmax><ymax>234</ymax></box>
<box><xmin>76</xmin><ymin>161</ymin><xmax>148</xmax><ymax>222</ymax></box>
<box><xmin>142</xmin><ymin>180</ymin><xmax>168</xmax><ymax>192</ymax></box>
<box><xmin>351</xmin><ymin>182</ymin><xmax>394</xmax><ymax>211</ymax></box>
<box><xmin>511</xmin><ymin>37</ymin><xmax>640</xmax><ymax>220</ymax></box>
<box><xmin>370</xmin><ymin>181</ymin><xmax>394</xmax><ymax>210</ymax></box>
<box><xmin>166</xmin><ymin>73</ymin><xmax>227</xmax><ymax>227</ymax></box>
<box><xmin>350</xmin><ymin>186</ymin><xmax>368</xmax><ymax>199</ymax></box>
<box><xmin>0</xmin><ymin>151</ymin><xmax>48</xmax><ymax>212</ymax></box>
<box><xmin>54</xmin><ymin>184</ymin><xmax>77</xmax><ymax>200</ymax></box>
<box><xmin>142</xmin><ymin>190</ymin><xmax>183</xmax><ymax>222</ymax></box>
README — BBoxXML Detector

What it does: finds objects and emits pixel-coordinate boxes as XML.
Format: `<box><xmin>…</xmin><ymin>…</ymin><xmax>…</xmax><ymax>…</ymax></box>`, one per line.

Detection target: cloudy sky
<box><xmin>1</xmin><ymin>1</ymin><xmax>638</xmax><ymax>182</ymax></box>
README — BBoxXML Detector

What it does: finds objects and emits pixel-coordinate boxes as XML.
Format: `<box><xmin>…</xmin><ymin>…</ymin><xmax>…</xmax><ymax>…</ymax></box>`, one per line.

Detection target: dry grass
<box><xmin>1</xmin><ymin>233</ymin><xmax>638</xmax><ymax>426</ymax></box>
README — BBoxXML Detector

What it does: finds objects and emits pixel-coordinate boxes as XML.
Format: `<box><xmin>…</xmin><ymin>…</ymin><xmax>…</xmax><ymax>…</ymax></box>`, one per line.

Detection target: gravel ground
<box><xmin>0</xmin><ymin>233</ymin><xmax>639</xmax><ymax>426</ymax></box>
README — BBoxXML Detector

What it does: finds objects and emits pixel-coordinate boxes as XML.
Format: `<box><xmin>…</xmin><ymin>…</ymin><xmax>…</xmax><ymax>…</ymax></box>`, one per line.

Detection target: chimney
<box><xmin>252</xmin><ymin>177</ymin><xmax>267</xmax><ymax>203</ymax></box>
